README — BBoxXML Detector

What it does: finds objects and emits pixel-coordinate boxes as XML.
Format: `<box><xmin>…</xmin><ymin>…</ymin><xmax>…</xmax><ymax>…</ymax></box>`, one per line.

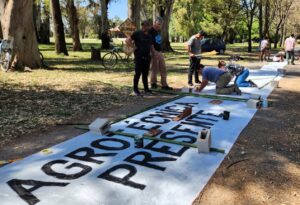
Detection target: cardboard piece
<box><xmin>173</xmin><ymin>107</ymin><xmax>192</xmax><ymax>121</ymax></box>
<box><xmin>144</xmin><ymin>129</ymin><xmax>163</xmax><ymax>137</ymax></box>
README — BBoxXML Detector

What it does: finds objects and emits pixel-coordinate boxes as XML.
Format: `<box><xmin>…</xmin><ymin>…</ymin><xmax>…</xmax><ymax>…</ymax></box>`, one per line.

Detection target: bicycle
<box><xmin>0</xmin><ymin>39</ymin><xmax>46</xmax><ymax>71</ymax></box>
<box><xmin>102</xmin><ymin>43</ymin><xmax>133</xmax><ymax>69</ymax></box>
<box><xmin>0</xmin><ymin>39</ymin><xmax>13</xmax><ymax>72</ymax></box>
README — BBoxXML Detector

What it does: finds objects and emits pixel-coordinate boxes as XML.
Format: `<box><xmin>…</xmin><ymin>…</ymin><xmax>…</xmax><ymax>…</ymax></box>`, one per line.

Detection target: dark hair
<box><xmin>218</xmin><ymin>60</ymin><xmax>226</xmax><ymax>68</ymax></box>
<box><xmin>141</xmin><ymin>20</ymin><xmax>151</xmax><ymax>26</ymax></box>
<box><xmin>199</xmin><ymin>64</ymin><xmax>205</xmax><ymax>69</ymax></box>
<box><xmin>198</xmin><ymin>30</ymin><xmax>206</xmax><ymax>36</ymax></box>
<box><xmin>291</xmin><ymin>34</ymin><xmax>295</xmax><ymax>37</ymax></box>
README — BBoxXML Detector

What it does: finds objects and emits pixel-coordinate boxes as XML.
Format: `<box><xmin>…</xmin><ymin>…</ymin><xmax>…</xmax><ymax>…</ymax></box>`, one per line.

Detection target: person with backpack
<box><xmin>219</xmin><ymin>61</ymin><xmax>257</xmax><ymax>87</ymax></box>
<box><xmin>187</xmin><ymin>31</ymin><xmax>206</xmax><ymax>86</ymax></box>
<box><xmin>196</xmin><ymin>64</ymin><xmax>241</xmax><ymax>95</ymax></box>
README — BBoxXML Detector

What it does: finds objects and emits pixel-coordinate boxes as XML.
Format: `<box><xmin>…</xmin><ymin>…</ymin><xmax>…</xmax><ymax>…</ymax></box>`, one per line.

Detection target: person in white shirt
<box><xmin>284</xmin><ymin>34</ymin><xmax>296</xmax><ymax>65</ymax></box>
<box><xmin>259</xmin><ymin>37</ymin><xmax>270</xmax><ymax>61</ymax></box>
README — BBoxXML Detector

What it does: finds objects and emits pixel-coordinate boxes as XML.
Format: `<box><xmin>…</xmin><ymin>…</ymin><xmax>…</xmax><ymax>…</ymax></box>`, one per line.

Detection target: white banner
<box><xmin>0</xmin><ymin>96</ymin><xmax>257</xmax><ymax>205</ymax></box>
<box><xmin>0</xmin><ymin>62</ymin><xmax>286</xmax><ymax>205</ymax></box>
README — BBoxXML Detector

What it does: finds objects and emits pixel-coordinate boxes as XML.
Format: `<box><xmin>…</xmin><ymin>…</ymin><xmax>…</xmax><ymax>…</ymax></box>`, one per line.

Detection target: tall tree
<box><xmin>263</xmin><ymin>0</ymin><xmax>270</xmax><ymax>37</ymax></box>
<box><xmin>39</xmin><ymin>0</ymin><xmax>51</xmax><ymax>44</ymax></box>
<box><xmin>50</xmin><ymin>0</ymin><xmax>68</xmax><ymax>55</ymax></box>
<box><xmin>153</xmin><ymin>0</ymin><xmax>175</xmax><ymax>52</ymax></box>
<box><xmin>128</xmin><ymin>0</ymin><xmax>141</xmax><ymax>29</ymax></box>
<box><xmin>100</xmin><ymin>0</ymin><xmax>110</xmax><ymax>49</ymax></box>
<box><xmin>242</xmin><ymin>0</ymin><xmax>258</xmax><ymax>52</ymax></box>
<box><xmin>258</xmin><ymin>0</ymin><xmax>263</xmax><ymax>39</ymax></box>
<box><xmin>66</xmin><ymin>0</ymin><xmax>82</xmax><ymax>51</ymax></box>
<box><xmin>272</xmin><ymin>0</ymin><xmax>294</xmax><ymax>48</ymax></box>
<box><xmin>171</xmin><ymin>0</ymin><xmax>203</xmax><ymax>38</ymax></box>
<box><xmin>33</xmin><ymin>0</ymin><xmax>42</xmax><ymax>42</ymax></box>
<box><xmin>0</xmin><ymin>0</ymin><xmax>42</xmax><ymax>70</ymax></box>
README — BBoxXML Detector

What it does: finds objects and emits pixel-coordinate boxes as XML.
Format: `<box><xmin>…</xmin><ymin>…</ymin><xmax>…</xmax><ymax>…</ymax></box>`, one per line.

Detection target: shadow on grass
<box><xmin>0</xmin><ymin>80</ymin><xmax>133</xmax><ymax>147</ymax></box>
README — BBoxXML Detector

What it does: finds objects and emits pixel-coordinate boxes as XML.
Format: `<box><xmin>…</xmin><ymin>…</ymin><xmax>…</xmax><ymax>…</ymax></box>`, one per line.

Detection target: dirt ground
<box><xmin>0</xmin><ymin>62</ymin><xmax>299</xmax><ymax>205</ymax></box>
<box><xmin>194</xmin><ymin>63</ymin><xmax>300</xmax><ymax>205</ymax></box>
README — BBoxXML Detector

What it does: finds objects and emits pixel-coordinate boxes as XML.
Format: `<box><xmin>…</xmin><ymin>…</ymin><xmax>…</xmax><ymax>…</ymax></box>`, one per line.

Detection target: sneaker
<box><xmin>161</xmin><ymin>86</ymin><xmax>173</xmax><ymax>90</ymax></box>
<box><xmin>144</xmin><ymin>90</ymin><xmax>153</xmax><ymax>95</ymax></box>
<box><xmin>291</xmin><ymin>62</ymin><xmax>295</xmax><ymax>65</ymax></box>
<box><xmin>195</xmin><ymin>80</ymin><xmax>201</xmax><ymax>84</ymax></box>
<box><xmin>151</xmin><ymin>83</ymin><xmax>158</xmax><ymax>89</ymax></box>
<box><xmin>234</xmin><ymin>86</ymin><xmax>242</xmax><ymax>95</ymax></box>
<box><xmin>133</xmin><ymin>90</ymin><xmax>142</xmax><ymax>96</ymax></box>
<box><xmin>248</xmin><ymin>80</ymin><xmax>258</xmax><ymax>87</ymax></box>
<box><xmin>188</xmin><ymin>83</ymin><xmax>194</xmax><ymax>86</ymax></box>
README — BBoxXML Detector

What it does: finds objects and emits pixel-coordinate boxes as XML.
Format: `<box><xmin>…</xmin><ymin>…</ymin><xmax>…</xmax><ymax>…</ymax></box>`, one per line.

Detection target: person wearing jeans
<box><xmin>187</xmin><ymin>31</ymin><xmax>205</xmax><ymax>86</ymax></box>
<box><xmin>284</xmin><ymin>34</ymin><xmax>296</xmax><ymax>65</ymax></box>
<box><xmin>126</xmin><ymin>20</ymin><xmax>153</xmax><ymax>96</ymax></box>
<box><xmin>235</xmin><ymin>69</ymin><xmax>257</xmax><ymax>87</ymax></box>
<box><xmin>218</xmin><ymin>61</ymin><xmax>257</xmax><ymax>87</ymax></box>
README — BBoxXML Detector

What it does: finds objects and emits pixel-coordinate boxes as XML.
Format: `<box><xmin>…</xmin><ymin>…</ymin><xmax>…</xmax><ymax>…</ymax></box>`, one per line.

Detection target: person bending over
<box><xmin>272</xmin><ymin>49</ymin><xmax>285</xmax><ymax>62</ymax></box>
<box><xmin>221</xmin><ymin>61</ymin><xmax>257</xmax><ymax>87</ymax></box>
<box><xmin>196</xmin><ymin>64</ymin><xmax>241</xmax><ymax>95</ymax></box>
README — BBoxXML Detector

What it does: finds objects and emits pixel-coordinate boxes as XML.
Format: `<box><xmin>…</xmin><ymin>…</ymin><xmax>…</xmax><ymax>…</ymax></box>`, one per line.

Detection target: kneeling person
<box><xmin>196</xmin><ymin>64</ymin><xmax>241</xmax><ymax>95</ymax></box>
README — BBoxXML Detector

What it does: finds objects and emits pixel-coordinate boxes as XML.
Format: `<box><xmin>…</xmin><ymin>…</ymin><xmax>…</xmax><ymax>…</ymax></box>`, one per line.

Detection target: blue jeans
<box><xmin>235</xmin><ymin>69</ymin><xmax>251</xmax><ymax>87</ymax></box>
<box><xmin>286</xmin><ymin>50</ymin><xmax>294</xmax><ymax>64</ymax></box>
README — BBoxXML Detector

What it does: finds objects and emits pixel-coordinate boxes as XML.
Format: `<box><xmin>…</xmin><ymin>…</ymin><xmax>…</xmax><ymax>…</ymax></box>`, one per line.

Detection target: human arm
<box><xmin>187</xmin><ymin>37</ymin><xmax>195</xmax><ymax>57</ymax></box>
<box><xmin>125</xmin><ymin>37</ymin><xmax>135</xmax><ymax>48</ymax></box>
<box><xmin>196</xmin><ymin>79</ymin><xmax>208</xmax><ymax>92</ymax></box>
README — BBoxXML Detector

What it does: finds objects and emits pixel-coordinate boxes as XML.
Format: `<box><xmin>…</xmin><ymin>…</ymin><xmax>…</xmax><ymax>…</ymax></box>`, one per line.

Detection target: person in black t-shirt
<box><xmin>126</xmin><ymin>20</ymin><xmax>153</xmax><ymax>96</ymax></box>
<box><xmin>148</xmin><ymin>17</ymin><xmax>172</xmax><ymax>90</ymax></box>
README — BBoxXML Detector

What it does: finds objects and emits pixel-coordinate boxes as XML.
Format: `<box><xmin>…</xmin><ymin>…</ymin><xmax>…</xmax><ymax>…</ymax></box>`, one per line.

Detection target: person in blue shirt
<box><xmin>196</xmin><ymin>64</ymin><xmax>241</xmax><ymax>95</ymax></box>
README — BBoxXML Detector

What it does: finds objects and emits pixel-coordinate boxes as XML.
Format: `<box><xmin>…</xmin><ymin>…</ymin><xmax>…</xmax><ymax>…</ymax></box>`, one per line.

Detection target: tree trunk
<box><xmin>100</xmin><ymin>0</ymin><xmax>109</xmax><ymax>49</ymax></box>
<box><xmin>280</xmin><ymin>24</ymin><xmax>285</xmax><ymax>47</ymax></box>
<box><xmin>247</xmin><ymin>25</ymin><xmax>252</xmax><ymax>52</ymax></box>
<box><xmin>128</xmin><ymin>0</ymin><xmax>141</xmax><ymax>30</ymax></box>
<box><xmin>39</xmin><ymin>14</ymin><xmax>50</xmax><ymax>44</ymax></box>
<box><xmin>154</xmin><ymin>0</ymin><xmax>174</xmax><ymax>52</ymax></box>
<box><xmin>258</xmin><ymin>0</ymin><xmax>263</xmax><ymax>39</ymax></box>
<box><xmin>50</xmin><ymin>0</ymin><xmax>68</xmax><ymax>55</ymax></box>
<box><xmin>33</xmin><ymin>0</ymin><xmax>41</xmax><ymax>42</ymax></box>
<box><xmin>0</xmin><ymin>0</ymin><xmax>42</xmax><ymax>70</ymax></box>
<box><xmin>66</xmin><ymin>0</ymin><xmax>82</xmax><ymax>51</ymax></box>
<box><xmin>274</xmin><ymin>26</ymin><xmax>280</xmax><ymax>48</ymax></box>
<box><xmin>263</xmin><ymin>0</ymin><xmax>270</xmax><ymax>37</ymax></box>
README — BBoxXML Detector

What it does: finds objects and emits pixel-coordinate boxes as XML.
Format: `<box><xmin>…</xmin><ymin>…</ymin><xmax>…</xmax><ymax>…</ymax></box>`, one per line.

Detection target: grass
<box><xmin>0</xmin><ymin>38</ymin><xmax>271</xmax><ymax>146</ymax></box>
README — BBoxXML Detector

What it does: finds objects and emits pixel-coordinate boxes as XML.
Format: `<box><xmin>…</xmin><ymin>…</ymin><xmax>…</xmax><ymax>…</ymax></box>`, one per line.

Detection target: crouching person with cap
<box><xmin>196</xmin><ymin>64</ymin><xmax>241</xmax><ymax>95</ymax></box>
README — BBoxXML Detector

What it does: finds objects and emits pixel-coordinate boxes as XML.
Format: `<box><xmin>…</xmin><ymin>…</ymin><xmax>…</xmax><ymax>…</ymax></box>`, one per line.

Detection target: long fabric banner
<box><xmin>0</xmin><ymin>62</ymin><xmax>286</xmax><ymax>205</ymax></box>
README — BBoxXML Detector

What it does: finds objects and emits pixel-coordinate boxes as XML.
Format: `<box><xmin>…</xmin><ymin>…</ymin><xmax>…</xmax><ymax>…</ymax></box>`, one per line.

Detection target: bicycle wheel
<box><xmin>102</xmin><ymin>52</ymin><xmax>118</xmax><ymax>69</ymax></box>
<box><xmin>0</xmin><ymin>50</ymin><xmax>11</xmax><ymax>72</ymax></box>
<box><xmin>39</xmin><ymin>52</ymin><xmax>44</xmax><ymax>63</ymax></box>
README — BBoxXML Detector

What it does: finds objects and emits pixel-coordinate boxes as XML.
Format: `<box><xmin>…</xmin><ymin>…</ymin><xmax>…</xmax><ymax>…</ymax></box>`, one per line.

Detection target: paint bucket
<box><xmin>223</xmin><ymin>111</ymin><xmax>230</xmax><ymax>120</ymax></box>
<box><xmin>134</xmin><ymin>135</ymin><xmax>144</xmax><ymax>148</ymax></box>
